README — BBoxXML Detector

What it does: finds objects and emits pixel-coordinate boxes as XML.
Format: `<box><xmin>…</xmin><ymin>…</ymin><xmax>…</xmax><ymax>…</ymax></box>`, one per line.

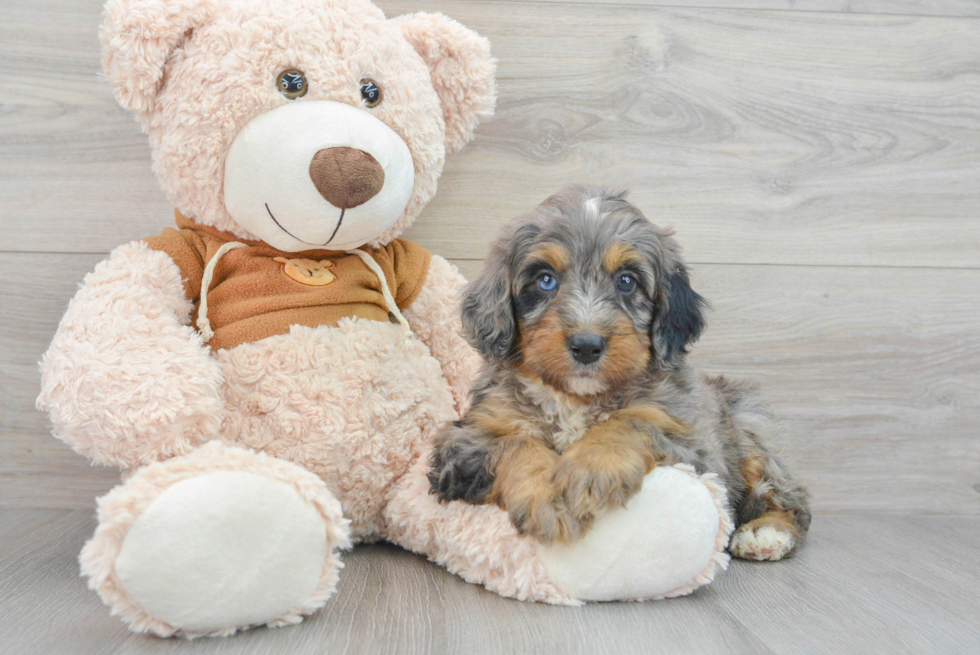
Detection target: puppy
<box><xmin>429</xmin><ymin>186</ymin><xmax>810</xmax><ymax>561</ymax></box>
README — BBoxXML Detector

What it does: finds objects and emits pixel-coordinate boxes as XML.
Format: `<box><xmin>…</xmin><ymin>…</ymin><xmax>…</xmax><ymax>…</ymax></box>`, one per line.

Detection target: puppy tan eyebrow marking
<box><xmin>527</xmin><ymin>243</ymin><xmax>570</xmax><ymax>272</ymax></box>
<box><xmin>602</xmin><ymin>242</ymin><xmax>643</xmax><ymax>275</ymax></box>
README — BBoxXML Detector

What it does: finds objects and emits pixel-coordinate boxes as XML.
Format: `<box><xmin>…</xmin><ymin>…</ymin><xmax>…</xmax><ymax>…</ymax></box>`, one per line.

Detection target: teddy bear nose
<box><xmin>308</xmin><ymin>147</ymin><xmax>386</xmax><ymax>209</ymax></box>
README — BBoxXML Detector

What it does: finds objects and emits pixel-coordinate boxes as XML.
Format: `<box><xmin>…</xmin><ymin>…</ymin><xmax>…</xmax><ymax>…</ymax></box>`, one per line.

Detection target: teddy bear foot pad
<box><xmin>116</xmin><ymin>471</ymin><xmax>328</xmax><ymax>632</ymax></box>
<box><xmin>80</xmin><ymin>443</ymin><xmax>351</xmax><ymax>637</ymax></box>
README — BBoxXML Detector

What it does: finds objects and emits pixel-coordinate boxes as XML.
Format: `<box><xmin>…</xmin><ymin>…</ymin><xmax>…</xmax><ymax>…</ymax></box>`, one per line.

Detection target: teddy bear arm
<box><xmin>402</xmin><ymin>255</ymin><xmax>482</xmax><ymax>414</ymax></box>
<box><xmin>384</xmin><ymin>458</ymin><xmax>732</xmax><ymax>605</ymax></box>
<box><xmin>382</xmin><ymin>457</ymin><xmax>575</xmax><ymax>605</ymax></box>
<box><xmin>37</xmin><ymin>240</ymin><xmax>225</xmax><ymax>469</ymax></box>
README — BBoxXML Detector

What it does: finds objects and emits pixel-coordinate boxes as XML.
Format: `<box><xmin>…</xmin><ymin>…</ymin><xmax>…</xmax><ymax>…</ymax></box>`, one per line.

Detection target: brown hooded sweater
<box><xmin>143</xmin><ymin>211</ymin><xmax>431</xmax><ymax>350</ymax></box>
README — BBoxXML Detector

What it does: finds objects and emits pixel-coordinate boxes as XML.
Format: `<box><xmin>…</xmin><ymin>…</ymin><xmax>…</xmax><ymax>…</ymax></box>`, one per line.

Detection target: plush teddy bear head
<box><xmin>101</xmin><ymin>0</ymin><xmax>496</xmax><ymax>250</ymax></box>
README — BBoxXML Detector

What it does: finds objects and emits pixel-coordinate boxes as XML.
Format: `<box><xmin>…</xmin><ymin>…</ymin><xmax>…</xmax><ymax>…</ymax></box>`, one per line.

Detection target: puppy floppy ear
<box><xmin>392</xmin><ymin>12</ymin><xmax>497</xmax><ymax>154</ymax></box>
<box><xmin>651</xmin><ymin>263</ymin><xmax>707</xmax><ymax>368</ymax></box>
<box><xmin>461</xmin><ymin>241</ymin><xmax>516</xmax><ymax>363</ymax></box>
<box><xmin>101</xmin><ymin>0</ymin><xmax>217</xmax><ymax>114</ymax></box>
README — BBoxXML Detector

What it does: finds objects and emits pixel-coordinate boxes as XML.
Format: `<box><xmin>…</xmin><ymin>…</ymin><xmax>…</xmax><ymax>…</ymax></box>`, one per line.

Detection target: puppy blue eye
<box><xmin>536</xmin><ymin>273</ymin><xmax>558</xmax><ymax>292</ymax></box>
<box><xmin>616</xmin><ymin>274</ymin><xmax>637</xmax><ymax>293</ymax></box>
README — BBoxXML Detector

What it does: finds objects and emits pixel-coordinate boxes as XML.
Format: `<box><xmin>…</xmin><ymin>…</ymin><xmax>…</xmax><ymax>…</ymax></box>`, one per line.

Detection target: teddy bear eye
<box><xmin>360</xmin><ymin>79</ymin><xmax>383</xmax><ymax>108</ymax></box>
<box><xmin>276</xmin><ymin>69</ymin><xmax>308</xmax><ymax>99</ymax></box>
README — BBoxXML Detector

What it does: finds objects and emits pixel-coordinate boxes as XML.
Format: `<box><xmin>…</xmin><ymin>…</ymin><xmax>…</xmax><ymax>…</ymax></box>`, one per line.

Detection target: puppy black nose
<box><xmin>567</xmin><ymin>333</ymin><xmax>607</xmax><ymax>365</ymax></box>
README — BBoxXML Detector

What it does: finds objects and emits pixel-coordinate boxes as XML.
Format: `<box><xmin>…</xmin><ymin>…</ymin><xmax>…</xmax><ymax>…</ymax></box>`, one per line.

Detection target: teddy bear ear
<box><xmin>392</xmin><ymin>12</ymin><xmax>497</xmax><ymax>154</ymax></box>
<box><xmin>100</xmin><ymin>0</ymin><xmax>217</xmax><ymax>114</ymax></box>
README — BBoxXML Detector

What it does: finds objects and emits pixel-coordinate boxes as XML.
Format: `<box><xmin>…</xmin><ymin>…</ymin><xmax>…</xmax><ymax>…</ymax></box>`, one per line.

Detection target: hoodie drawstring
<box><xmin>345</xmin><ymin>248</ymin><xmax>413</xmax><ymax>343</ymax></box>
<box><xmin>196</xmin><ymin>241</ymin><xmax>248</xmax><ymax>341</ymax></box>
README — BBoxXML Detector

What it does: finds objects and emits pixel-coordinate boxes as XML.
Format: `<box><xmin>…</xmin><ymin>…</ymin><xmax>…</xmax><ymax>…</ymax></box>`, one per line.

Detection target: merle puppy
<box><xmin>429</xmin><ymin>186</ymin><xmax>810</xmax><ymax>561</ymax></box>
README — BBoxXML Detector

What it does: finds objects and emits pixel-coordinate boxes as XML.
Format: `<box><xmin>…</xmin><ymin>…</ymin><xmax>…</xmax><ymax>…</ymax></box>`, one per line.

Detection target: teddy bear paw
<box><xmin>82</xmin><ymin>446</ymin><xmax>350</xmax><ymax>637</ymax></box>
<box><xmin>536</xmin><ymin>465</ymin><xmax>731</xmax><ymax>601</ymax></box>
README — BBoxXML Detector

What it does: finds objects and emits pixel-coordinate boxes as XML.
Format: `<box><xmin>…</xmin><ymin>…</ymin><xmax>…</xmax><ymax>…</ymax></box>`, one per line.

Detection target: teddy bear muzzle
<box><xmin>223</xmin><ymin>100</ymin><xmax>415</xmax><ymax>253</ymax></box>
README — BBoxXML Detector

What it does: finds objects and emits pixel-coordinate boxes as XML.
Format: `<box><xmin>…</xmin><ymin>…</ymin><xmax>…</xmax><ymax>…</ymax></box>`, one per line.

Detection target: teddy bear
<box><xmin>37</xmin><ymin>0</ymin><xmax>733</xmax><ymax>638</ymax></box>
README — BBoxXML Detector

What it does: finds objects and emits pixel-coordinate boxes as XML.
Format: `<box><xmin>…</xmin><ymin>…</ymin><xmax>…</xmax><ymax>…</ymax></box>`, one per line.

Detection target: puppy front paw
<box><xmin>553</xmin><ymin>447</ymin><xmax>648</xmax><ymax>521</ymax></box>
<box><xmin>509</xmin><ymin>496</ymin><xmax>584</xmax><ymax>545</ymax></box>
<box><xmin>428</xmin><ymin>427</ymin><xmax>494</xmax><ymax>504</ymax></box>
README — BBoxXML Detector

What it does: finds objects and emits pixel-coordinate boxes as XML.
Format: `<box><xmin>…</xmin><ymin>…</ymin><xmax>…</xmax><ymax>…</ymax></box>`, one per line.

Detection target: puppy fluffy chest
<box><xmin>518</xmin><ymin>377</ymin><xmax>601</xmax><ymax>453</ymax></box>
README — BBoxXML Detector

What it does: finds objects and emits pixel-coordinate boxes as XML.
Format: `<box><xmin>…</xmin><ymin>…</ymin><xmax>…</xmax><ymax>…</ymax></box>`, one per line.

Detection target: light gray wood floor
<box><xmin>2</xmin><ymin>0</ymin><xmax>979</xmax><ymax>652</ymax></box>
<box><xmin>2</xmin><ymin>509</ymin><xmax>978</xmax><ymax>655</ymax></box>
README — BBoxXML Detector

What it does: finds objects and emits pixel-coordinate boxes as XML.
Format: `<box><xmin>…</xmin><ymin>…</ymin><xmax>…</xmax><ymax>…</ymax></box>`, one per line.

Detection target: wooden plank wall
<box><xmin>1</xmin><ymin>0</ymin><xmax>977</xmax><ymax>513</ymax></box>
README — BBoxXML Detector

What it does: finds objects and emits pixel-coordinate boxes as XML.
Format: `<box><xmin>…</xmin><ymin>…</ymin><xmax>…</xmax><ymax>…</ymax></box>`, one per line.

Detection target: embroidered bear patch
<box><xmin>273</xmin><ymin>257</ymin><xmax>337</xmax><ymax>286</ymax></box>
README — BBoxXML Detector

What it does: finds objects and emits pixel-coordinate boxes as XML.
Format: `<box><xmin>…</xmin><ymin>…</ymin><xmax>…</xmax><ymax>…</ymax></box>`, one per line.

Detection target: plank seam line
<box><xmin>464</xmin><ymin>0</ymin><xmax>980</xmax><ymax>21</ymax></box>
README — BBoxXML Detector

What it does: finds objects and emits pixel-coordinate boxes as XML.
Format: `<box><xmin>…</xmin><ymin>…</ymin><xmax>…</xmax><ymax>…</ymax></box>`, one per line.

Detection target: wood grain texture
<box><xmin>4</xmin><ymin>253</ymin><xmax>978</xmax><ymax>513</ymax></box>
<box><xmin>1</xmin><ymin>509</ymin><xmax>977</xmax><ymax>654</ymax></box>
<box><xmin>1</xmin><ymin>1</ymin><xmax>979</xmax><ymax>268</ymax></box>
<box><xmin>0</xmin><ymin>254</ymin><xmax>122</xmax><ymax>508</ymax></box>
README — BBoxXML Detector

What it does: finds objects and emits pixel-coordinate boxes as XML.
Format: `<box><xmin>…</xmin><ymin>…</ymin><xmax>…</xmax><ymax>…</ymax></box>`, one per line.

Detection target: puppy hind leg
<box><xmin>730</xmin><ymin>454</ymin><xmax>811</xmax><ymax>561</ymax></box>
<box><xmin>718</xmin><ymin>382</ymin><xmax>811</xmax><ymax>562</ymax></box>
